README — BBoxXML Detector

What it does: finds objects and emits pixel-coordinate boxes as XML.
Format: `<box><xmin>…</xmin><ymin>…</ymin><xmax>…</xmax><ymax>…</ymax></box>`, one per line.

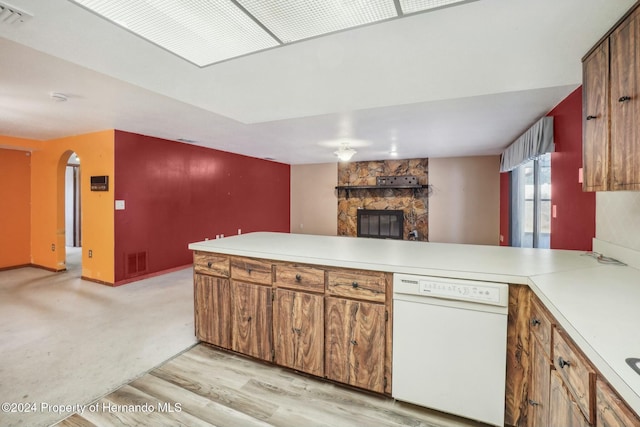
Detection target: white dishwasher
<box><xmin>392</xmin><ymin>273</ymin><xmax>509</xmax><ymax>427</ymax></box>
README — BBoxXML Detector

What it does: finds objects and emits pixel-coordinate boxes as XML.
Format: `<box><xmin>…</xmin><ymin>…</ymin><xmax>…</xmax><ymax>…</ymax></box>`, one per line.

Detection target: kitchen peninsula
<box><xmin>189</xmin><ymin>232</ymin><xmax>640</xmax><ymax>426</ymax></box>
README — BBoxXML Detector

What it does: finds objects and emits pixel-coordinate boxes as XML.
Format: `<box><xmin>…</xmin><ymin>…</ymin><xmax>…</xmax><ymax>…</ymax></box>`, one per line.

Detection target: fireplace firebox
<box><xmin>357</xmin><ymin>209</ymin><xmax>404</xmax><ymax>240</ymax></box>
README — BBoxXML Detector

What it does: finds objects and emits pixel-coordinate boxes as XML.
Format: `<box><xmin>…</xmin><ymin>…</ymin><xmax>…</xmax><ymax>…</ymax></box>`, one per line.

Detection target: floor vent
<box><xmin>0</xmin><ymin>2</ymin><xmax>33</xmax><ymax>25</ymax></box>
<box><xmin>126</xmin><ymin>251</ymin><xmax>148</xmax><ymax>277</ymax></box>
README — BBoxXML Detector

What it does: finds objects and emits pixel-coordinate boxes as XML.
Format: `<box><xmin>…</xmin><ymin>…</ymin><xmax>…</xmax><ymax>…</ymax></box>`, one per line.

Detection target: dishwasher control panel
<box><xmin>393</xmin><ymin>274</ymin><xmax>508</xmax><ymax>307</ymax></box>
<box><xmin>419</xmin><ymin>280</ymin><xmax>501</xmax><ymax>304</ymax></box>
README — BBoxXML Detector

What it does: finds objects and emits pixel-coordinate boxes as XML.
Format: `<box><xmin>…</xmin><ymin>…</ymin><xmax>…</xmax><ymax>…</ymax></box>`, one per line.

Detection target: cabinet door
<box><xmin>325</xmin><ymin>296</ymin><xmax>385</xmax><ymax>393</ymax></box>
<box><xmin>528</xmin><ymin>338</ymin><xmax>551</xmax><ymax>427</ymax></box>
<box><xmin>273</xmin><ymin>289</ymin><xmax>324</xmax><ymax>376</ymax></box>
<box><xmin>231</xmin><ymin>281</ymin><xmax>273</xmax><ymax>361</ymax></box>
<box><xmin>610</xmin><ymin>9</ymin><xmax>640</xmax><ymax>190</ymax></box>
<box><xmin>194</xmin><ymin>274</ymin><xmax>231</xmax><ymax>348</ymax></box>
<box><xmin>583</xmin><ymin>41</ymin><xmax>611</xmax><ymax>192</ymax></box>
<box><xmin>596</xmin><ymin>378</ymin><xmax>640</xmax><ymax>427</ymax></box>
<box><xmin>549</xmin><ymin>371</ymin><xmax>590</xmax><ymax>427</ymax></box>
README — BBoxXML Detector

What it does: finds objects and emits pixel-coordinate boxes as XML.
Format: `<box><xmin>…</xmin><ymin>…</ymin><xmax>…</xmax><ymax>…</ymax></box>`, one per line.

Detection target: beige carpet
<box><xmin>0</xmin><ymin>248</ymin><xmax>197</xmax><ymax>427</ymax></box>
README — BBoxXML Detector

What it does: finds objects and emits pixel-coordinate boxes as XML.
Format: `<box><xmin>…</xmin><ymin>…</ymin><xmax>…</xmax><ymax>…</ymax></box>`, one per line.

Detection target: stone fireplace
<box><xmin>337</xmin><ymin>159</ymin><xmax>428</xmax><ymax>241</ymax></box>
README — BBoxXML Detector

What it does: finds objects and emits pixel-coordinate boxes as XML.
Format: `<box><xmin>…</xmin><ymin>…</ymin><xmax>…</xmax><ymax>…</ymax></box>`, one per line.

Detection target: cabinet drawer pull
<box><xmin>531</xmin><ymin>318</ymin><xmax>541</xmax><ymax>326</ymax></box>
<box><xmin>586</xmin><ymin>115</ymin><xmax>597</xmax><ymax>120</ymax></box>
<box><xmin>558</xmin><ymin>356</ymin><xmax>571</xmax><ymax>369</ymax></box>
<box><xmin>352</xmin><ymin>281</ymin><xmax>359</xmax><ymax>288</ymax></box>
<box><xmin>292</xmin><ymin>327</ymin><xmax>301</xmax><ymax>335</ymax></box>
<box><xmin>350</xmin><ymin>339</ymin><xmax>358</xmax><ymax>345</ymax></box>
<box><xmin>619</xmin><ymin>96</ymin><xmax>631</xmax><ymax>103</ymax></box>
<box><xmin>528</xmin><ymin>399</ymin><xmax>540</xmax><ymax>406</ymax></box>
<box><xmin>295</xmin><ymin>273</ymin><xmax>302</xmax><ymax>282</ymax></box>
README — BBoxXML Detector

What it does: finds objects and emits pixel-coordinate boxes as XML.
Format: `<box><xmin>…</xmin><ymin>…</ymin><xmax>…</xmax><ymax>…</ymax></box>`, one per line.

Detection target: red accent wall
<box><xmin>114</xmin><ymin>131</ymin><xmax>290</xmax><ymax>284</ymax></box>
<box><xmin>548</xmin><ymin>87</ymin><xmax>595</xmax><ymax>250</ymax></box>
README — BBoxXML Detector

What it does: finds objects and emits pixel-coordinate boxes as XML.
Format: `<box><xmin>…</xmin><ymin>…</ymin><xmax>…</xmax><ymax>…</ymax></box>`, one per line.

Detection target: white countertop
<box><xmin>189</xmin><ymin>232</ymin><xmax>640</xmax><ymax>415</ymax></box>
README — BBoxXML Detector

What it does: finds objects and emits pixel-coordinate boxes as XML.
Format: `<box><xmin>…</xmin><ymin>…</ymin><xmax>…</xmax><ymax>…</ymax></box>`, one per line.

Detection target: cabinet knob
<box><xmin>247</xmin><ymin>316</ymin><xmax>252</xmax><ymax>322</ymax></box>
<box><xmin>558</xmin><ymin>356</ymin><xmax>571</xmax><ymax>369</ymax></box>
<box><xmin>246</xmin><ymin>268</ymin><xmax>252</xmax><ymax>274</ymax></box>
<box><xmin>350</xmin><ymin>339</ymin><xmax>358</xmax><ymax>345</ymax></box>
<box><xmin>586</xmin><ymin>115</ymin><xmax>597</xmax><ymax>121</ymax></box>
<box><xmin>619</xmin><ymin>96</ymin><xmax>632</xmax><ymax>103</ymax></box>
<box><xmin>352</xmin><ymin>281</ymin><xmax>359</xmax><ymax>288</ymax></box>
<box><xmin>528</xmin><ymin>399</ymin><xmax>540</xmax><ymax>407</ymax></box>
<box><xmin>295</xmin><ymin>274</ymin><xmax>302</xmax><ymax>282</ymax></box>
<box><xmin>207</xmin><ymin>261</ymin><xmax>212</xmax><ymax>268</ymax></box>
<box><xmin>531</xmin><ymin>318</ymin><xmax>541</xmax><ymax>326</ymax></box>
<box><xmin>292</xmin><ymin>327</ymin><xmax>301</xmax><ymax>335</ymax></box>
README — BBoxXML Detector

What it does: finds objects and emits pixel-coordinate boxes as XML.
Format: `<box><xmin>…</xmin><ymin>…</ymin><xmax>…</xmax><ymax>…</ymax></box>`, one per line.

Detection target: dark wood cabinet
<box><xmin>194</xmin><ymin>274</ymin><xmax>231</xmax><ymax>348</ymax></box>
<box><xmin>549</xmin><ymin>370</ymin><xmax>591</xmax><ymax>427</ymax></box>
<box><xmin>273</xmin><ymin>288</ymin><xmax>324</xmax><ymax>376</ymax></box>
<box><xmin>583</xmin><ymin>4</ymin><xmax>640</xmax><ymax>191</ymax></box>
<box><xmin>582</xmin><ymin>42</ymin><xmax>610</xmax><ymax>192</ymax></box>
<box><xmin>231</xmin><ymin>280</ymin><xmax>273</xmax><ymax>361</ymax></box>
<box><xmin>609</xmin><ymin>8</ymin><xmax>640</xmax><ymax>190</ymax></box>
<box><xmin>325</xmin><ymin>296</ymin><xmax>386</xmax><ymax>393</ymax></box>
<box><xmin>597</xmin><ymin>378</ymin><xmax>640</xmax><ymax>427</ymax></box>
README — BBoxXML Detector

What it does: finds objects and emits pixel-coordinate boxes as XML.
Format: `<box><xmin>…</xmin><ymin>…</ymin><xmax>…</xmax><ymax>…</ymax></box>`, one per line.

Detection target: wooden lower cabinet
<box><xmin>273</xmin><ymin>288</ymin><xmax>324</xmax><ymax>377</ymax></box>
<box><xmin>597</xmin><ymin>378</ymin><xmax>640</xmax><ymax>427</ymax></box>
<box><xmin>325</xmin><ymin>296</ymin><xmax>386</xmax><ymax>393</ymax></box>
<box><xmin>194</xmin><ymin>274</ymin><xmax>231</xmax><ymax>349</ymax></box>
<box><xmin>549</xmin><ymin>370</ymin><xmax>591</xmax><ymax>427</ymax></box>
<box><xmin>231</xmin><ymin>280</ymin><xmax>273</xmax><ymax>361</ymax></box>
<box><xmin>527</xmin><ymin>338</ymin><xmax>551</xmax><ymax>427</ymax></box>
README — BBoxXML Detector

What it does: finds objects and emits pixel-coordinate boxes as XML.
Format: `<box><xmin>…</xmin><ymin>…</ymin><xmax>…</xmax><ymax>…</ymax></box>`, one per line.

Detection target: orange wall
<box><xmin>0</xmin><ymin>147</ymin><xmax>32</xmax><ymax>268</ymax></box>
<box><xmin>1</xmin><ymin>131</ymin><xmax>115</xmax><ymax>283</ymax></box>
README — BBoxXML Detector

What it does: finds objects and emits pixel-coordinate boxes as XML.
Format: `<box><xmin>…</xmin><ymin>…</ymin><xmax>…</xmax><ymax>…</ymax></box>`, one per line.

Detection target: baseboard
<box><xmin>81</xmin><ymin>276</ymin><xmax>115</xmax><ymax>287</ymax></box>
<box><xmin>0</xmin><ymin>263</ymin><xmax>31</xmax><ymax>272</ymax></box>
<box><xmin>114</xmin><ymin>264</ymin><xmax>192</xmax><ymax>287</ymax></box>
<box><xmin>592</xmin><ymin>238</ymin><xmax>640</xmax><ymax>270</ymax></box>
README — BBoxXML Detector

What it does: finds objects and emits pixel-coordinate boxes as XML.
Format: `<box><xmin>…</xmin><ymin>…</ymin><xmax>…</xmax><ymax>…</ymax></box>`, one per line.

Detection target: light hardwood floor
<box><xmin>55</xmin><ymin>344</ymin><xmax>486</xmax><ymax>427</ymax></box>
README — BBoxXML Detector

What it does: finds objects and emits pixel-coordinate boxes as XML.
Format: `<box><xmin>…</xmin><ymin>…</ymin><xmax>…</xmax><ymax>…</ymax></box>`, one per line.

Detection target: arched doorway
<box><xmin>60</xmin><ymin>151</ymin><xmax>82</xmax><ymax>272</ymax></box>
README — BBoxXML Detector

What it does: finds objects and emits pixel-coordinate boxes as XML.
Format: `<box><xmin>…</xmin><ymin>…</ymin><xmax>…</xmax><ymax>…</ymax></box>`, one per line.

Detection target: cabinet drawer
<box><xmin>553</xmin><ymin>328</ymin><xmax>596</xmax><ymax>423</ymax></box>
<box><xmin>530</xmin><ymin>296</ymin><xmax>554</xmax><ymax>358</ymax></box>
<box><xmin>596</xmin><ymin>378</ymin><xmax>640</xmax><ymax>427</ymax></box>
<box><xmin>230</xmin><ymin>257</ymin><xmax>273</xmax><ymax>285</ymax></box>
<box><xmin>327</xmin><ymin>269</ymin><xmax>386</xmax><ymax>302</ymax></box>
<box><xmin>193</xmin><ymin>252</ymin><xmax>230</xmax><ymax>277</ymax></box>
<box><xmin>274</xmin><ymin>264</ymin><xmax>325</xmax><ymax>293</ymax></box>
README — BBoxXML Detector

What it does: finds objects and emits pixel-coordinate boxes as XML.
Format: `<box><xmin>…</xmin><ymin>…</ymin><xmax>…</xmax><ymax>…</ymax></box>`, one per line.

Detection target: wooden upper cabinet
<box><xmin>583</xmin><ymin>41</ymin><xmax>610</xmax><ymax>192</ymax></box>
<box><xmin>273</xmin><ymin>288</ymin><xmax>324</xmax><ymax>377</ymax></box>
<box><xmin>610</xmin><ymin>8</ymin><xmax>640</xmax><ymax>190</ymax></box>
<box><xmin>325</xmin><ymin>296</ymin><xmax>386</xmax><ymax>393</ymax></box>
<box><xmin>583</xmin><ymin>4</ymin><xmax>640</xmax><ymax>191</ymax></box>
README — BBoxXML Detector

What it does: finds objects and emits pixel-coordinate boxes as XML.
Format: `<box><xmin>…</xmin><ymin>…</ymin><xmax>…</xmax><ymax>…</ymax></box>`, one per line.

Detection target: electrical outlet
<box><xmin>51</xmin><ymin>244</ymin><xmax>55</xmax><ymax>251</ymax></box>
<box><xmin>88</xmin><ymin>249</ymin><xmax>93</xmax><ymax>258</ymax></box>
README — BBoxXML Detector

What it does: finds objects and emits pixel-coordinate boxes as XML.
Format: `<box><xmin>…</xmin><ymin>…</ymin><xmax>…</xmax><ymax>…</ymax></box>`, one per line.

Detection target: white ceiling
<box><xmin>0</xmin><ymin>0</ymin><xmax>635</xmax><ymax>164</ymax></box>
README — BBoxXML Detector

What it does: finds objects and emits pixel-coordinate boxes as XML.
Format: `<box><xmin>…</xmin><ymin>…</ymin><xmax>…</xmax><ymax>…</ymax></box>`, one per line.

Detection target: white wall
<box><xmin>596</xmin><ymin>192</ymin><xmax>640</xmax><ymax>251</ymax></box>
<box><xmin>290</xmin><ymin>163</ymin><xmax>338</xmax><ymax>236</ymax></box>
<box><xmin>428</xmin><ymin>156</ymin><xmax>500</xmax><ymax>245</ymax></box>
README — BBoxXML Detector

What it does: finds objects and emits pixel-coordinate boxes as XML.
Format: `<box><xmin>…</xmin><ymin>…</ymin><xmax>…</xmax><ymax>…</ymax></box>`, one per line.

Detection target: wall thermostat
<box><xmin>90</xmin><ymin>175</ymin><xmax>109</xmax><ymax>191</ymax></box>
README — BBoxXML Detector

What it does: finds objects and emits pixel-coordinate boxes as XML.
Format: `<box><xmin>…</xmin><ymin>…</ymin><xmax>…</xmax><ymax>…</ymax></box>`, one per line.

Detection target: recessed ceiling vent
<box><xmin>0</xmin><ymin>1</ymin><xmax>33</xmax><ymax>26</ymax></box>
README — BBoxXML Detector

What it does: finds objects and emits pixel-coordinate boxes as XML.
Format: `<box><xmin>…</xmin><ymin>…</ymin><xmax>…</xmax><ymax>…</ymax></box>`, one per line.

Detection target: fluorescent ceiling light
<box><xmin>238</xmin><ymin>0</ymin><xmax>397</xmax><ymax>43</ymax></box>
<box><xmin>71</xmin><ymin>0</ymin><xmax>279</xmax><ymax>66</ymax></box>
<box><xmin>70</xmin><ymin>0</ymin><xmax>479</xmax><ymax>66</ymax></box>
<box><xmin>399</xmin><ymin>0</ymin><xmax>472</xmax><ymax>15</ymax></box>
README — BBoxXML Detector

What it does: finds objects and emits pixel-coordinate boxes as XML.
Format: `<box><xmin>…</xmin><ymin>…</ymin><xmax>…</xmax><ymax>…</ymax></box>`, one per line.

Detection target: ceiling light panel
<box><xmin>237</xmin><ymin>0</ymin><xmax>398</xmax><ymax>43</ymax></box>
<box><xmin>399</xmin><ymin>0</ymin><xmax>474</xmax><ymax>15</ymax></box>
<box><xmin>70</xmin><ymin>0</ymin><xmax>280</xmax><ymax>66</ymax></box>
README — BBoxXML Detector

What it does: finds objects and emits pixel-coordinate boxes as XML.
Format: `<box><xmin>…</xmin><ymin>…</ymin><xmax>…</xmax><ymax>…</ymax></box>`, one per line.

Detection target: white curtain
<box><xmin>500</xmin><ymin>117</ymin><xmax>554</xmax><ymax>172</ymax></box>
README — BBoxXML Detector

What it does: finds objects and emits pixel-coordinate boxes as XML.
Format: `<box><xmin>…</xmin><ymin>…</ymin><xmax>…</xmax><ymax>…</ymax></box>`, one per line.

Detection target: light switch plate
<box><xmin>115</xmin><ymin>200</ymin><xmax>125</xmax><ymax>210</ymax></box>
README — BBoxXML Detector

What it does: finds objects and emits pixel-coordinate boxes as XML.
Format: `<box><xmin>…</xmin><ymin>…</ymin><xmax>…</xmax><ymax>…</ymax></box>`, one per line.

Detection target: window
<box><xmin>510</xmin><ymin>153</ymin><xmax>551</xmax><ymax>248</ymax></box>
